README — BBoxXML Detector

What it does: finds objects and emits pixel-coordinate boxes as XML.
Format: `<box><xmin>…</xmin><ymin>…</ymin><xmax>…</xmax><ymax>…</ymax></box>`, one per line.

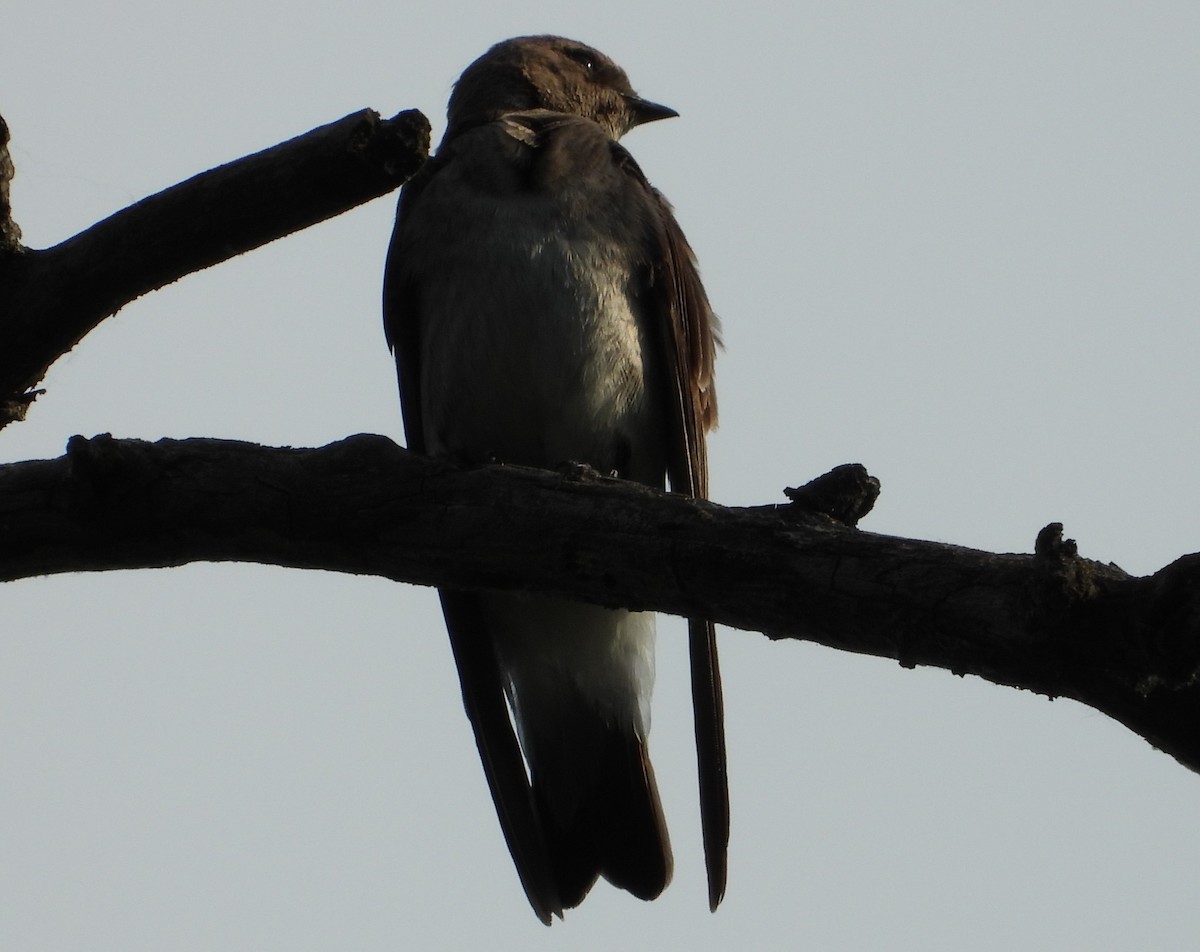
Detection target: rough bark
<box><xmin>2</xmin><ymin>103</ymin><xmax>1198</xmax><ymax>789</ymax></box>
<box><xmin>0</xmin><ymin>107</ymin><xmax>430</xmax><ymax>426</ymax></box>
<box><xmin>0</xmin><ymin>115</ymin><xmax>21</xmax><ymax>255</ymax></box>
<box><xmin>2</xmin><ymin>433</ymin><xmax>1198</xmax><ymax>775</ymax></box>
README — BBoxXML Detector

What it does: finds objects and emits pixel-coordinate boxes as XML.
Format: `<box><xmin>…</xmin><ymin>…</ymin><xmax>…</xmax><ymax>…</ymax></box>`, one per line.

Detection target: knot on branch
<box><xmin>1032</xmin><ymin>522</ymin><xmax>1099</xmax><ymax>602</ymax></box>
<box><xmin>1035</xmin><ymin>522</ymin><xmax>1077</xmax><ymax>562</ymax></box>
<box><xmin>784</xmin><ymin>463</ymin><xmax>880</xmax><ymax>527</ymax></box>
<box><xmin>366</xmin><ymin>109</ymin><xmax>432</xmax><ymax>181</ymax></box>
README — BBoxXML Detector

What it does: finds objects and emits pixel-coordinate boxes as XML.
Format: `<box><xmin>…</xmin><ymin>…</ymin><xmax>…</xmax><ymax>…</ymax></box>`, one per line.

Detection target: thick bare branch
<box><xmin>2</xmin><ymin>433</ymin><xmax>1198</xmax><ymax>774</ymax></box>
<box><xmin>0</xmin><ymin>108</ymin><xmax>430</xmax><ymax>425</ymax></box>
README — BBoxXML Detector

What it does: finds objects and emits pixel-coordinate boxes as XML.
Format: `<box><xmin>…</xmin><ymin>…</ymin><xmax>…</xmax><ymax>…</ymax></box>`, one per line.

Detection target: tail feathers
<box><xmin>531</xmin><ymin>726</ymin><xmax>673</xmax><ymax>908</ymax></box>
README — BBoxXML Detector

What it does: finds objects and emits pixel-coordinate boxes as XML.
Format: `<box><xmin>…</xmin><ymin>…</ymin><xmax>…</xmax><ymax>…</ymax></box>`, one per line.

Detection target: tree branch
<box><xmin>0</xmin><ymin>114</ymin><xmax>21</xmax><ymax>255</ymax></box>
<box><xmin>0</xmin><ymin>108</ymin><xmax>430</xmax><ymax>426</ymax></box>
<box><xmin>3</xmin><ymin>433</ymin><xmax>1198</xmax><ymax>774</ymax></box>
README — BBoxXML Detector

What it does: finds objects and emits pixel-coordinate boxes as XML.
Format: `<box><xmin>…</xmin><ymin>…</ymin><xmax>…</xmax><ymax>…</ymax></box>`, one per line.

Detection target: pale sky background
<box><xmin>4</xmin><ymin>2</ymin><xmax>1200</xmax><ymax>949</ymax></box>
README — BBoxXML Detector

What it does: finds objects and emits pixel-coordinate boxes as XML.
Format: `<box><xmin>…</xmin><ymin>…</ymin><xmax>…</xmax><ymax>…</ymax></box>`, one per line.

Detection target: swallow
<box><xmin>383</xmin><ymin>35</ymin><xmax>726</xmax><ymax>922</ymax></box>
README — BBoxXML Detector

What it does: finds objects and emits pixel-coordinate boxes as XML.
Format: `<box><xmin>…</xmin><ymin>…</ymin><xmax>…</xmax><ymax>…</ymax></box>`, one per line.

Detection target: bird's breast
<box><xmin>405</xmin><ymin>151</ymin><xmax>666</xmax><ymax>482</ymax></box>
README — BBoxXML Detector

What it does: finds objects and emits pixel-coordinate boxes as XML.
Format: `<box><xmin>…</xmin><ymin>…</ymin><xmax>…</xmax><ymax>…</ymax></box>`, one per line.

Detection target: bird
<box><xmin>382</xmin><ymin>35</ymin><xmax>726</xmax><ymax>922</ymax></box>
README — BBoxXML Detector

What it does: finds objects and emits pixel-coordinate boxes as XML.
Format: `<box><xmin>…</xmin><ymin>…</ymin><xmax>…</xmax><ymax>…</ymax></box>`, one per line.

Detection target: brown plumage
<box><xmin>383</xmin><ymin>35</ymin><xmax>726</xmax><ymax>922</ymax></box>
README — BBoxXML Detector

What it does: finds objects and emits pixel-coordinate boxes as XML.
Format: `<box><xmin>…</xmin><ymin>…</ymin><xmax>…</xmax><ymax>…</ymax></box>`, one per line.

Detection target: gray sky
<box><xmin>4</xmin><ymin>2</ymin><xmax>1200</xmax><ymax>949</ymax></box>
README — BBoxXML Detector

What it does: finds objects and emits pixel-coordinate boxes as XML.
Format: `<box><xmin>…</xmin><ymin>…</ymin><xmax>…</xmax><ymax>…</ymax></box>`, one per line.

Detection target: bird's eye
<box><xmin>566</xmin><ymin>48</ymin><xmax>596</xmax><ymax>72</ymax></box>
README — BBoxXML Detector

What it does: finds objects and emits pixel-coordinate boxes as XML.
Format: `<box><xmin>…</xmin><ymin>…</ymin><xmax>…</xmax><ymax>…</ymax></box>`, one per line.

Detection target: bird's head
<box><xmin>446</xmin><ymin>35</ymin><xmax>678</xmax><ymax>141</ymax></box>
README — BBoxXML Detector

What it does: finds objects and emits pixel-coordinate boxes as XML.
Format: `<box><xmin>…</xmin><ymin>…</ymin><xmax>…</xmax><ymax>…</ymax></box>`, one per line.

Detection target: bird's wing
<box><xmin>615</xmin><ymin>142</ymin><xmax>729</xmax><ymax>910</ymax></box>
<box><xmin>436</xmin><ymin>591</ymin><xmax>563</xmax><ymax>923</ymax></box>
<box><xmin>383</xmin><ymin>162</ymin><xmax>564</xmax><ymax>924</ymax></box>
<box><xmin>382</xmin><ymin>160</ymin><xmax>436</xmax><ymax>457</ymax></box>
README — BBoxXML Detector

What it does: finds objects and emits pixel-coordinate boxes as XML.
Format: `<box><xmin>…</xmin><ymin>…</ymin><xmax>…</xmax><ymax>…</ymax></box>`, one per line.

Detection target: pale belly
<box><xmin>415</xmin><ymin>212</ymin><xmax>667</xmax><ymax>485</ymax></box>
<box><xmin>410</xmin><ymin>178</ymin><xmax>665</xmax><ymax>743</ymax></box>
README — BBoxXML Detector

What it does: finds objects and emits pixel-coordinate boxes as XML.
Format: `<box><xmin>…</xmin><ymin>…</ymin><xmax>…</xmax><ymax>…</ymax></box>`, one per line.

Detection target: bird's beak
<box><xmin>626</xmin><ymin>95</ymin><xmax>680</xmax><ymax>127</ymax></box>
